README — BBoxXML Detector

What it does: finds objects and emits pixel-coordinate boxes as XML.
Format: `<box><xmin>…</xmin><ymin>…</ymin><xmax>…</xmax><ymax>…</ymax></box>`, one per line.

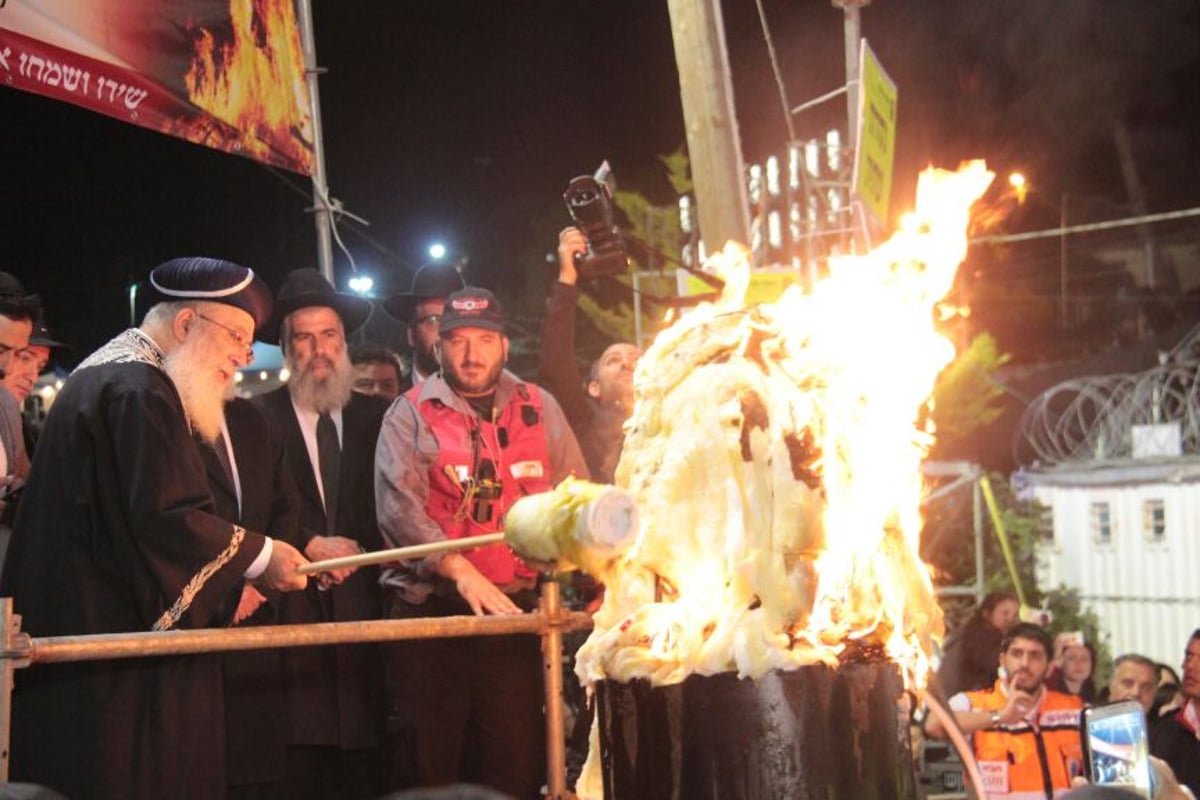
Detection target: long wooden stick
<box><xmin>297</xmin><ymin>532</ymin><xmax>506</xmax><ymax>575</ymax></box>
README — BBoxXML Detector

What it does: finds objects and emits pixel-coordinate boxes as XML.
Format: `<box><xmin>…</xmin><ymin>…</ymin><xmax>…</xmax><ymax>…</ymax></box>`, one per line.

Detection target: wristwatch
<box><xmin>989</xmin><ymin>711</ymin><xmax>1002</xmax><ymax>728</ymax></box>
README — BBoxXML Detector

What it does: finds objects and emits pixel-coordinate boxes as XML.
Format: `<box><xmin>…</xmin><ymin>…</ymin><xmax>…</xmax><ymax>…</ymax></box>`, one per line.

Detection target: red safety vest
<box><xmin>411</xmin><ymin>381</ymin><xmax>552</xmax><ymax>586</ymax></box>
<box><xmin>964</xmin><ymin>681</ymin><xmax>1084</xmax><ymax>800</ymax></box>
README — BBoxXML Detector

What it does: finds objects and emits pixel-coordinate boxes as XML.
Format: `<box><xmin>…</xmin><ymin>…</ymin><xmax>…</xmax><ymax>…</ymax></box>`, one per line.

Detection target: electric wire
<box><xmin>754</xmin><ymin>0</ymin><xmax>797</xmax><ymax>142</ymax></box>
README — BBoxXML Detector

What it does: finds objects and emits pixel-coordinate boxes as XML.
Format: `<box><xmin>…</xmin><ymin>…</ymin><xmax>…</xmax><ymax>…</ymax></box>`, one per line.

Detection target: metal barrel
<box><xmin>595</xmin><ymin>661</ymin><xmax>917</xmax><ymax>800</ymax></box>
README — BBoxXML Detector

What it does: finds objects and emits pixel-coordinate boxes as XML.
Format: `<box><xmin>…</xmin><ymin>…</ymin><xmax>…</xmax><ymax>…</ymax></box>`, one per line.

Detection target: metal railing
<box><xmin>0</xmin><ymin>581</ymin><xmax>593</xmax><ymax>798</ymax></box>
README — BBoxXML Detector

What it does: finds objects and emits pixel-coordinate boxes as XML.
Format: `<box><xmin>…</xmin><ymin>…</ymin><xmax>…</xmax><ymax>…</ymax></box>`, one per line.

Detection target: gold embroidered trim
<box><xmin>152</xmin><ymin>525</ymin><xmax>245</xmax><ymax>631</ymax></box>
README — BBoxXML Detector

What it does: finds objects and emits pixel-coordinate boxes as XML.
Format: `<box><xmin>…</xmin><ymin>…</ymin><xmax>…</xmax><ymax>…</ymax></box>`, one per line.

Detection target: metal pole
<box><xmin>18</xmin><ymin>613</ymin><xmax>592</xmax><ymax>664</ymax></box>
<box><xmin>1060</xmin><ymin>193</ymin><xmax>1068</xmax><ymax>329</ymax></box>
<box><xmin>296</xmin><ymin>0</ymin><xmax>335</xmax><ymax>283</ymax></box>
<box><xmin>540</xmin><ymin>579</ymin><xmax>568</xmax><ymax>799</ymax></box>
<box><xmin>840</xmin><ymin>3</ymin><xmax>863</xmax><ymax>141</ymax></box>
<box><xmin>0</xmin><ymin>598</ymin><xmax>15</xmax><ymax>782</ymax></box>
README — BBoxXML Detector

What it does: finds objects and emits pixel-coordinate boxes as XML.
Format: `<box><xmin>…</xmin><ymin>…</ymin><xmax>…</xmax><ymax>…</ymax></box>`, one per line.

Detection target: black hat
<box><xmin>28</xmin><ymin>319</ymin><xmax>67</xmax><ymax>349</ymax></box>
<box><xmin>439</xmin><ymin>287</ymin><xmax>505</xmax><ymax>335</ymax></box>
<box><xmin>382</xmin><ymin>263</ymin><xmax>466</xmax><ymax>322</ymax></box>
<box><xmin>145</xmin><ymin>257</ymin><xmax>273</xmax><ymax>333</ymax></box>
<box><xmin>262</xmin><ymin>268</ymin><xmax>372</xmax><ymax>343</ymax></box>
<box><xmin>0</xmin><ymin>272</ymin><xmax>41</xmax><ymax>320</ymax></box>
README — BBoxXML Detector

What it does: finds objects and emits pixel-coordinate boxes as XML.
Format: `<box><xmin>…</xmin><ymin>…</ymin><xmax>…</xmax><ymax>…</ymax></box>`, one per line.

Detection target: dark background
<box><xmin>3</xmin><ymin>0</ymin><xmax>1200</xmax><ymax>368</ymax></box>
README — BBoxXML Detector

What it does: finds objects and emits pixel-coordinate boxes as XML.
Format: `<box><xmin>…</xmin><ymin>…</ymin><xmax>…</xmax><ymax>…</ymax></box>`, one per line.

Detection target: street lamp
<box><xmin>428</xmin><ymin>243</ymin><xmax>446</xmax><ymax>261</ymax></box>
<box><xmin>347</xmin><ymin>275</ymin><xmax>374</xmax><ymax>295</ymax></box>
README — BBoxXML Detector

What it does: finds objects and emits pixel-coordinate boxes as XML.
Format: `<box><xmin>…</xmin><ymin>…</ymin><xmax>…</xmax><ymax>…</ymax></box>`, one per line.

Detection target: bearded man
<box><xmin>376</xmin><ymin>287</ymin><xmax>587</xmax><ymax>797</ymax></box>
<box><xmin>927</xmin><ymin>622</ymin><xmax>1084</xmax><ymax>799</ymax></box>
<box><xmin>256</xmin><ymin>268</ymin><xmax>390</xmax><ymax>799</ymax></box>
<box><xmin>0</xmin><ymin>257</ymin><xmax>309</xmax><ymax>800</ymax></box>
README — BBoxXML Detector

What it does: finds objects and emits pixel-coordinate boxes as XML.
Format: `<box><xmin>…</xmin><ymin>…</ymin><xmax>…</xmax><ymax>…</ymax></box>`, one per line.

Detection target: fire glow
<box><xmin>170</xmin><ymin>0</ymin><xmax>314</xmax><ymax>174</ymax></box>
<box><xmin>574</xmin><ymin>161</ymin><xmax>995</xmax><ymax>696</ymax></box>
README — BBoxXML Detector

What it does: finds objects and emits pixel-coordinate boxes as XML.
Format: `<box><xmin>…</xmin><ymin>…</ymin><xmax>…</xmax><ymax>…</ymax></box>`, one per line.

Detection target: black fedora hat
<box><xmin>29</xmin><ymin>318</ymin><xmax>68</xmax><ymax>350</ymax></box>
<box><xmin>261</xmin><ymin>268</ymin><xmax>372</xmax><ymax>343</ymax></box>
<box><xmin>382</xmin><ymin>263</ymin><xmax>465</xmax><ymax>322</ymax></box>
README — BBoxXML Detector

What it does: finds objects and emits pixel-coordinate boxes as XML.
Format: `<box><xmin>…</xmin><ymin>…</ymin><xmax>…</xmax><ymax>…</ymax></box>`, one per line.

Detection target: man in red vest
<box><xmin>376</xmin><ymin>286</ymin><xmax>588</xmax><ymax>798</ymax></box>
<box><xmin>927</xmin><ymin>621</ymin><xmax>1084</xmax><ymax>799</ymax></box>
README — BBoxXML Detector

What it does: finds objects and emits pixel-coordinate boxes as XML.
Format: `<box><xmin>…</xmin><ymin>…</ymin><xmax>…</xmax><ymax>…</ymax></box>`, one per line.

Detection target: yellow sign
<box><xmin>678</xmin><ymin>269</ymin><xmax>803</xmax><ymax>305</ymax></box>
<box><xmin>853</xmin><ymin>40</ymin><xmax>898</xmax><ymax>225</ymax></box>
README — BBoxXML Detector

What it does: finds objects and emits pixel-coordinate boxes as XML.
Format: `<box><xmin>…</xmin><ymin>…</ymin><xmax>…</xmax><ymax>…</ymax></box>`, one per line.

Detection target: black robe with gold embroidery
<box><xmin>0</xmin><ymin>331</ymin><xmax>268</xmax><ymax>800</ymax></box>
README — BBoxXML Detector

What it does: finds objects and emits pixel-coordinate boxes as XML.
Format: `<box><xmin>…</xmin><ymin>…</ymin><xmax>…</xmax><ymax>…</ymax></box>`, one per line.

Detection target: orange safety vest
<box><xmin>963</xmin><ymin>681</ymin><xmax>1084</xmax><ymax>800</ymax></box>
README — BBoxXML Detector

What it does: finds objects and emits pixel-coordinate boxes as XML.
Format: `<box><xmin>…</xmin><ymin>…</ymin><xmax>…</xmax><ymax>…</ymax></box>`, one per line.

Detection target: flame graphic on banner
<box><xmin>172</xmin><ymin>0</ymin><xmax>314</xmax><ymax>174</ymax></box>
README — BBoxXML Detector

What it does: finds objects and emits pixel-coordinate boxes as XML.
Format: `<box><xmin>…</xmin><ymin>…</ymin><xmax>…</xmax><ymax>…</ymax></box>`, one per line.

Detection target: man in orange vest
<box><xmin>927</xmin><ymin>621</ymin><xmax>1084</xmax><ymax>799</ymax></box>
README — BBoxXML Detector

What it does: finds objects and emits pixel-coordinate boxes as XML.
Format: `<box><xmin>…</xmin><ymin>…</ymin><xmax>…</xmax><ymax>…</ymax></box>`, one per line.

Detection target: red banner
<box><xmin>0</xmin><ymin>0</ymin><xmax>314</xmax><ymax>175</ymax></box>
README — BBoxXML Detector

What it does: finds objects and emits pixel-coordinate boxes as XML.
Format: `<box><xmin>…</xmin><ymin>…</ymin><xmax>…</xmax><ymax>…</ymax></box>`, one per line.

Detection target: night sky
<box><xmin>4</xmin><ymin>0</ymin><xmax>1200</xmax><ymax>365</ymax></box>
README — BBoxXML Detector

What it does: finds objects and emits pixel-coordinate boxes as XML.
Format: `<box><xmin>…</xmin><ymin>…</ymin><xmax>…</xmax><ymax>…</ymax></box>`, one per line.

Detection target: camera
<box><xmin>563</xmin><ymin>161</ymin><xmax>629</xmax><ymax>280</ymax></box>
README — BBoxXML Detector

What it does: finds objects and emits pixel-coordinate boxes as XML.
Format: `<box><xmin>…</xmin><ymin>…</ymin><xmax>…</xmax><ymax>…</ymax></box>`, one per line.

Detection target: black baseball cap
<box><xmin>439</xmin><ymin>287</ymin><xmax>505</xmax><ymax>335</ymax></box>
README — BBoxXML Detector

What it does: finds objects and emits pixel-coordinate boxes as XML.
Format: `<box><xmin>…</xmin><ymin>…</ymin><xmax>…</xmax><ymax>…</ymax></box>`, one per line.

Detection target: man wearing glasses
<box><xmin>0</xmin><ymin>257</ymin><xmax>309</xmax><ymax>799</ymax></box>
<box><xmin>383</xmin><ymin>262</ymin><xmax>465</xmax><ymax>392</ymax></box>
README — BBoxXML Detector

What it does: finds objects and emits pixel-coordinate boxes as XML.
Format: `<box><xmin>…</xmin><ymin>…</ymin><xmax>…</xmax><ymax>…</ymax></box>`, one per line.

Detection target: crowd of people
<box><xmin>927</xmin><ymin>593</ymin><xmax>1199</xmax><ymax>799</ymax></box>
<box><xmin>0</xmin><ymin>227</ymin><xmax>641</xmax><ymax>800</ymax></box>
<box><xmin>0</xmin><ymin>230</ymin><xmax>1195</xmax><ymax>800</ymax></box>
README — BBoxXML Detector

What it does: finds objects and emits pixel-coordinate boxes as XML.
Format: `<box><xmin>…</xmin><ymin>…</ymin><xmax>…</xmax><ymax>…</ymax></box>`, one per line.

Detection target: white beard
<box><xmin>288</xmin><ymin>350</ymin><xmax>354</xmax><ymax>414</ymax></box>
<box><xmin>164</xmin><ymin>336</ymin><xmax>230</xmax><ymax>444</ymax></box>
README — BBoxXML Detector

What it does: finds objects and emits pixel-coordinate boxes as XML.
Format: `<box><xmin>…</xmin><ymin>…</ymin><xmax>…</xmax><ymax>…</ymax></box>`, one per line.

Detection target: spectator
<box><xmin>1049</xmin><ymin>641</ymin><xmax>1098</xmax><ymax>704</ymax></box>
<box><xmin>936</xmin><ymin>590</ymin><xmax>1021</xmax><ymax>697</ymax></box>
<box><xmin>926</xmin><ymin>622</ymin><xmax>1084</xmax><ymax>799</ymax></box>
<box><xmin>382</xmin><ymin>263</ymin><xmax>465</xmax><ymax>392</ymax></box>
<box><xmin>3</xmin><ymin>319</ymin><xmax>68</xmax><ymax>455</ymax></box>
<box><xmin>1098</xmin><ymin>653</ymin><xmax>1193</xmax><ymax>799</ymax></box>
<box><xmin>538</xmin><ymin>226</ymin><xmax>641</xmax><ymax>482</ymax></box>
<box><xmin>0</xmin><ymin>274</ymin><xmax>38</xmax><ymax>568</ymax></box>
<box><xmin>1153</xmin><ymin>663</ymin><xmax>1185</xmax><ymax>719</ymax></box>
<box><xmin>257</xmin><ymin>269</ymin><xmax>390</xmax><ymax>800</ymax></box>
<box><xmin>0</xmin><ymin>257</ymin><xmax>308</xmax><ymax>799</ymax></box>
<box><xmin>349</xmin><ymin>341</ymin><xmax>404</xmax><ymax>402</ymax></box>
<box><xmin>197</xmin><ymin>395</ymin><xmax>302</xmax><ymax>798</ymax></box>
<box><xmin>1150</xmin><ymin>629</ymin><xmax>1200</xmax><ymax>795</ymax></box>
<box><xmin>376</xmin><ymin>287</ymin><xmax>587</xmax><ymax>798</ymax></box>
<box><xmin>1107</xmin><ymin>653</ymin><xmax>1160</xmax><ymax>711</ymax></box>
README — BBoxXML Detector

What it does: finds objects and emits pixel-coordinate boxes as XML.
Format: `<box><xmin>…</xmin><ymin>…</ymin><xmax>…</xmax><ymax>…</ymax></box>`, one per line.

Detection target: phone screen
<box><xmin>1082</xmin><ymin>701</ymin><xmax>1153</xmax><ymax>798</ymax></box>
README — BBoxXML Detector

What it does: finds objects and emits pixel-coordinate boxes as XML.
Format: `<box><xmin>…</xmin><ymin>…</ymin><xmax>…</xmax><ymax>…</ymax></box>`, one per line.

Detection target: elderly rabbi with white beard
<box><xmin>0</xmin><ymin>257</ymin><xmax>311</xmax><ymax>800</ymax></box>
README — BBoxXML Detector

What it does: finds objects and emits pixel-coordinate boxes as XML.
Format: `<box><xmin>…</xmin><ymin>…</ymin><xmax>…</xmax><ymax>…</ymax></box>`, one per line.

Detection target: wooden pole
<box><xmin>298</xmin><ymin>532</ymin><xmax>505</xmax><ymax>575</ymax></box>
<box><xmin>666</xmin><ymin>0</ymin><xmax>751</xmax><ymax>251</ymax></box>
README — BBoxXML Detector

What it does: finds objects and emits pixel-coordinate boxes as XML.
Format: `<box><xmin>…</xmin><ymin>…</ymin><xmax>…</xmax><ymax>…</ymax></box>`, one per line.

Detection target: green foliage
<box><xmin>923</xmin><ymin>471</ymin><xmax>1113</xmax><ymax>678</ymax></box>
<box><xmin>927</xmin><ymin>333</ymin><xmax>1011</xmax><ymax>464</ymax></box>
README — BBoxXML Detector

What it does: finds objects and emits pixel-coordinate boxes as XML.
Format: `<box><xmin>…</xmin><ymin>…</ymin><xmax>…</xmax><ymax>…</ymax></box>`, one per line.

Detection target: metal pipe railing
<box><xmin>0</xmin><ymin>585</ymin><xmax>593</xmax><ymax>797</ymax></box>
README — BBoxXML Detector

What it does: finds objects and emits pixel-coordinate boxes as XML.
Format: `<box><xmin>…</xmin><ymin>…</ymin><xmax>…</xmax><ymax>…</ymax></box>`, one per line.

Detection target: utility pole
<box><xmin>832</xmin><ymin>0</ymin><xmax>870</xmax><ymax>147</ymax></box>
<box><xmin>297</xmin><ymin>0</ymin><xmax>335</xmax><ymax>283</ymax></box>
<box><xmin>666</xmin><ymin>0</ymin><xmax>751</xmax><ymax>251</ymax></box>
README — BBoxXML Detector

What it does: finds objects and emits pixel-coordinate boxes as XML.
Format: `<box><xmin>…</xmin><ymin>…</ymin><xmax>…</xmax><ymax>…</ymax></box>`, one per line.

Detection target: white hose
<box><xmin>924</xmin><ymin>692</ymin><xmax>988</xmax><ymax>799</ymax></box>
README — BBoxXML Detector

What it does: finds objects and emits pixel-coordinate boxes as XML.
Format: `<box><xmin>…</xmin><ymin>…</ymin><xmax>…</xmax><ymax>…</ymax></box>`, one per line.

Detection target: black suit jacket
<box><xmin>256</xmin><ymin>386</ymin><xmax>389</xmax><ymax>750</ymax></box>
<box><xmin>197</xmin><ymin>398</ymin><xmax>300</xmax><ymax>787</ymax></box>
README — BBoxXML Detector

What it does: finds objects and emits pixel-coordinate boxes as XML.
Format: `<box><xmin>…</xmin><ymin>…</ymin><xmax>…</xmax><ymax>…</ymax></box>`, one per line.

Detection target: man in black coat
<box><xmin>197</xmin><ymin>396</ymin><xmax>303</xmax><ymax>799</ymax></box>
<box><xmin>382</xmin><ymin>262</ymin><xmax>465</xmax><ymax>393</ymax></box>
<box><xmin>0</xmin><ymin>257</ymin><xmax>309</xmax><ymax>800</ymax></box>
<box><xmin>256</xmin><ymin>269</ymin><xmax>390</xmax><ymax>799</ymax></box>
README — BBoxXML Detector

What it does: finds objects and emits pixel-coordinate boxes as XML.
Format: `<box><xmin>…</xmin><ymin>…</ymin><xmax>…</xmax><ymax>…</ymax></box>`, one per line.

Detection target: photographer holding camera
<box><xmin>539</xmin><ymin>226</ymin><xmax>643</xmax><ymax>483</ymax></box>
<box><xmin>375</xmin><ymin>286</ymin><xmax>587</xmax><ymax>798</ymax></box>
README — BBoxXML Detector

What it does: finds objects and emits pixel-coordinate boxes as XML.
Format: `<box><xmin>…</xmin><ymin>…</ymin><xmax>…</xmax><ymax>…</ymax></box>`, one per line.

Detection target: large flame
<box><xmin>575</xmin><ymin>161</ymin><xmax>994</xmax><ymax>699</ymax></box>
<box><xmin>170</xmin><ymin>0</ymin><xmax>314</xmax><ymax>173</ymax></box>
